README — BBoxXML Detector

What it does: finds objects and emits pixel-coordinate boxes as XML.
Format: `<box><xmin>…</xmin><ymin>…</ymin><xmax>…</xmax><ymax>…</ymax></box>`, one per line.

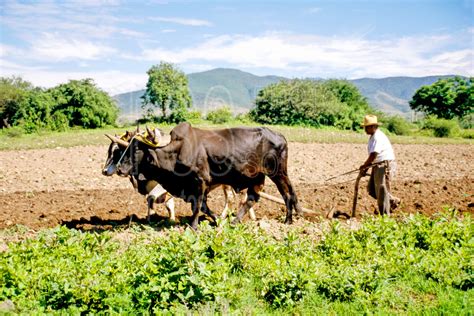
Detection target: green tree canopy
<box><xmin>409</xmin><ymin>76</ymin><xmax>473</xmax><ymax>120</ymax></box>
<box><xmin>49</xmin><ymin>79</ymin><xmax>118</xmax><ymax>128</ymax></box>
<box><xmin>0</xmin><ymin>77</ymin><xmax>118</xmax><ymax>132</ymax></box>
<box><xmin>0</xmin><ymin>76</ymin><xmax>34</xmax><ymax>126</ymax></box>
<box><xmin>250</xmin><ymin>79</ymin><xmax>371</xmax><ymax>129</ymax></box>
<box><xmin>142</xmin><ymin>62</ymin><xmax>192</xmax><ymax>123</ymax></box>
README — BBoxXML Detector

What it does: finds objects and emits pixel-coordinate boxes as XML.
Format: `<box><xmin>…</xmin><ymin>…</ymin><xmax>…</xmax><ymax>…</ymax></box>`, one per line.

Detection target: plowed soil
<box><xmin>1</xmin><ymin>143</ymin><xmax>473</xmax><ymax>230</ymax></box>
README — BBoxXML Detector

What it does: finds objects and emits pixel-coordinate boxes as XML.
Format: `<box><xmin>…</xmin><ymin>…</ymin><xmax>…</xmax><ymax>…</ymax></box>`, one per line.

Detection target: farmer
<box><xmin>359</xmin><ymin>115</ymin><xmax>401</xmax><ymax>215</ymax></box>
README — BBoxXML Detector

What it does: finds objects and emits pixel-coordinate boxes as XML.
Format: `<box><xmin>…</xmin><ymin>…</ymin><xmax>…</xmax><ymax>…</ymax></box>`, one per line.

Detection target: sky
<box><xmin>0</xmin><ymin>0</ymin><xmax>473</xmax><ymax>95</ymax></box>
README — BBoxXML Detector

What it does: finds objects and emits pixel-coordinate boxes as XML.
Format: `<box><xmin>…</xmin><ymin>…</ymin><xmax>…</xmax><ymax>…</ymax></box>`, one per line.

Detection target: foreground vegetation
<box><xmin>1</xmin><ymin>213</ymin><xmax>472</xmax><ymax>314</ymax></box>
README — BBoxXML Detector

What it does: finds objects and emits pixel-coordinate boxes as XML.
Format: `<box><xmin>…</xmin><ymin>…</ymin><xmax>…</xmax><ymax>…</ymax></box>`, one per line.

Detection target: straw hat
<box><xmin>361</xmin><ymin>115</ymin><xmax>381</xmax><ymax>127</ymax></box>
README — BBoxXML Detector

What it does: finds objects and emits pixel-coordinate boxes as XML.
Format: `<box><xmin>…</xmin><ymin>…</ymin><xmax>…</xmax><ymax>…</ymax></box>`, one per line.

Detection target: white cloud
<box><xmin>161</xmin><ymin>29</ymin><xmax>177</xmax><ymax>33</ymax></box>
<box><xmin>0</xmin><ymin>63</ymin><xmax>146</xmax><ymax>95</ymax></box>
<box><xmin>2</xmin><ymin>1</ymin><xmax>145</xmax><ymax>40</ymax></box>
<box><xmin>135</xmin><ymin>32</ymin><xmax>473</xmax><ymax>78</ymax></box>
<box><xmin>151</xmin><ymin>16</ymin><xmax>213</xmax><ymax>26</ymax></box>
<box><xmin>31</xmin><ymin>33</ymin><xmax>117</xmax><ymax>61</ymax></box>
<box><xmin>307</xmin><ymin>7</ymin><xmax>321</xmax><ymax>14</ymax></box>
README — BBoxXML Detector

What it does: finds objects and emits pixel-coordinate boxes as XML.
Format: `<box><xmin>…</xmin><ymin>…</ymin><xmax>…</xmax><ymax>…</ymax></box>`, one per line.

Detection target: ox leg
<box><xmin>201</xmin><ymin>195</ymin><xmax>218</xmax><ymax>223</ymax></box>
<box><xmin>242</xmin><ymin>191</ymin><xmax>257</xmax><ymax>221</ymax></box>
<box><xmin>146</xmin><ymin>195</ymin><xmax>154</xmax><ymax>223</ymax></box>
<box><xmin>221</xmin><ymin>185</ymin><xmax>235</xmax><ymax>219</ymax></box>
<box><xmin>165</xmin><ymin>196</ymin><xmax>175</xmax><ymax>221</ymax></box>
<box><xmin>189</xmin><ymin>196</ymin><xmax>202</xmax><ymax>230</ymax></box>
<box><xmin>236</xmin><ymin>191</ymin><xmax>256</xmax><ymax>221</ymax></box>
<box><xmin>270</xmin><ymin>175</ymin><xmax>302</xmax><ymax>224</ymax></box>
<box><xmin>232</xmin><ymin>182</ymin><xmax>263</xmax><ymax>225</ymax></box>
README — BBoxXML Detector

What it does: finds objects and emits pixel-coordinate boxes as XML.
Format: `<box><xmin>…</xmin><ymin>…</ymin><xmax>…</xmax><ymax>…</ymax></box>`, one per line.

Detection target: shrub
<box><xmin>459</xmin><ymin>113</ymin><xmax>474</xmax><ymax>129</ymax></box>
<box><xmin>235</xmin><ymin>112</ymin><xmax>253</xmax><ymax>124</ymax></box>
<box><xmin>460</xmin><ymin>129</ymin><xmax>474</xmax><ymax>139</ymax></box>
<box><xmin>206</xmin><ymin>106</ymin><xmax>233</xmax><ymax>124</ymax></box>
<box><xmin>382</xmin><ymin>115</ymin><xmax>413</xmax><ymax>135</ymax></box>
<box><xmin>185</xmin><ymin>110</ymin><xmax>203</xmax><ymax>124</ymax></box>
<box><xmin>422</xmin><ymin>116</ymin><xmax>460</xmax><ymax>138</ymax></box>
<box><xmin>3</xmin><ymin>126</ymin><xmax>24</xmax><ymax>137</ymax></box>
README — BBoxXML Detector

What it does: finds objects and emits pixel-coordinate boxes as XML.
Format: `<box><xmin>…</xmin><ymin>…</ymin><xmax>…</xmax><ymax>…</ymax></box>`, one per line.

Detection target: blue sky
<box><xmin>1</xmin><ymin>0</ymin><xmax>472</xmax><ymax>94</ymax></box>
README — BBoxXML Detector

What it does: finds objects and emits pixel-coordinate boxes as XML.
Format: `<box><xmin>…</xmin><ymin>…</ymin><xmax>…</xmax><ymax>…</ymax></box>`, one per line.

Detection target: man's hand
<box><xmin>359</xmin><ymin>163</ymin><xmax>369</xmax><ymax>171</ymax></box>
<box><xmin>359</xmin><ymin>164</ymin><xmax>369</xmax><ymax>176</ymax></box>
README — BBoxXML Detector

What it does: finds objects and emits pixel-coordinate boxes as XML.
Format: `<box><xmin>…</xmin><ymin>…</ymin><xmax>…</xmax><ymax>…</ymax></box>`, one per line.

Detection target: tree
<box><xmin>321</xmin><ymin>79</ymin><xmax>372</xmax><ymax>129</ymax></box>
<box><xmin>12</xmin><ymin>88</ymin><xmax>56</xmax><ymax>132</ymax></box>
<box><xmin>141</xmin><ymin>62</ymin><xmax>192</xmax><ymax>123</ymax></box>
<box><xmin>409</xmin><ymin>77</ymin><xmax>473</xmax><ymax>120</ymax></box>
<box><xmin>49</xmin><ymin>79</ymin><xmax>118</xmax><ymax>128</ymax></box>
<box><xmin>0</xmin><ymin>76</ymin><xmax>34</xmax><ymax>127</ymax></box>
<box><xmin>250</xmin><ymin>79</ymin><xmax>372</xmax><ymax>129</ymax></box>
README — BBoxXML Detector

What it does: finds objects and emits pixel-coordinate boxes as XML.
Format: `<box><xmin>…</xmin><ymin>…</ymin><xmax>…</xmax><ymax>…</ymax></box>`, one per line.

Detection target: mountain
<box><xmin>351</xmin><ymin>75</ymin><xmax>454</xmax><ymax>115</ymax></box>
<box><xmin>113</xmin><ymin>68</ymin><xmax>456</xmax><ymax>119</ymax></box>
<box><xmin>188</xmin><ymin>68</ymin><xmax>285</xmax><ymax>112</ymax></box>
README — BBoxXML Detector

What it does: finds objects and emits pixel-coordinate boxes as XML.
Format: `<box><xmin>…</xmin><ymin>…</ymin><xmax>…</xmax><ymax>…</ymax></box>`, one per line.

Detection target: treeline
<box><xmin>139</xmin><ymin>62</ymin><xmax>473</xmax><ymax>138</ymax></box>
<box><xmin>0</xmin><ymin>77</ymin><xmax>118</xmax><ymax>133</ymax></box>
<box><xmin>1</xmin><ymin>63</ymin><xmax>472</xmax><ymax>138</ymax></box>
<box><xmin>139</xmin><ymin>62</ymin><xmax>372</xmax><ymax>130</ymax></box>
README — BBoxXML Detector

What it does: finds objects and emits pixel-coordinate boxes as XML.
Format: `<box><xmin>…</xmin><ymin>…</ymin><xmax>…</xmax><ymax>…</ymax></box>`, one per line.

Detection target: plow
<box><xmin>258</xmin><ymin>163</ymin><xmax>382</xmax><ymax>220</ymax></box>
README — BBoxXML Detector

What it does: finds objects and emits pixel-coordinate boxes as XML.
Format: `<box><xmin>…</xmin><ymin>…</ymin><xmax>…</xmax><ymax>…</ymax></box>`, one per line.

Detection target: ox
<box><xmin>114</xmin><ymin>122</ymin><xmax>302</xmax><ymax>230</ymax></box>
<box><xmin>102</xmin><ymin>128</ymin><xmax>176</xmax><ymax>222</ymax></box>
<box><xmin>103</xmin><ymin>127</ymin><xmax>254</xmax><ymax>222</ymax></box>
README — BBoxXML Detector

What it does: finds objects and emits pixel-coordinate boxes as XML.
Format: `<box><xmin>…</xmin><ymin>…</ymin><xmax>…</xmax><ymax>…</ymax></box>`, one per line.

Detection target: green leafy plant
<box><xmin>0</xmin><ymin>213</ymin><xmax>471</xmax><ymax>314</ymax></box>
<box><xmin>206</xmin><ymin>106</ymin><xmax>233</xmax><ymax>124</ymax></box>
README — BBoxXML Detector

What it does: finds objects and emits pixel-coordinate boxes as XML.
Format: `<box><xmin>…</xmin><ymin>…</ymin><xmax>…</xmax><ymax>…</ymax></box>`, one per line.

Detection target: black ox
<box><xmin>114</xmin><ymin>122</ymin><xmax>302</xmax><ymax>229</ymax></box>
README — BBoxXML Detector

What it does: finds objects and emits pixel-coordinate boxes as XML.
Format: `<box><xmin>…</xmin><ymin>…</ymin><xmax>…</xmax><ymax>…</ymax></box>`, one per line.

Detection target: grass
<box><xmin>1</xmin><ymin>123</ymin><xmax>473</xmax><ymax>151</ymax></box>
<box><xmin>0</xmin><ymin>212</ymin><xmax>472</xmax><ymax>314</ymax></box>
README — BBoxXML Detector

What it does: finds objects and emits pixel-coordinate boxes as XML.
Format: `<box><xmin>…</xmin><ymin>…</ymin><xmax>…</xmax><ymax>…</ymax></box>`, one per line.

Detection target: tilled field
<box><xmin>0</xmin><ymin>143</ymin><xmax>473</xmax><ymax>230</ymax></box>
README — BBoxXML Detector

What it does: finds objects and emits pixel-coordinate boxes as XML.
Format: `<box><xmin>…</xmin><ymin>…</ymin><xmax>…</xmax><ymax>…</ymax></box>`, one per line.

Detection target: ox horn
<box><xmin>105</xmin><ymin>134</ymin><xmax>129</xmax><ymax>147</ymax></box>
<box><xmin>153</xmin><ymin>128</ymin><xmax>162</xmax><ymax>145</ymax></box>
<box><xmin>146</xmin><ymin>125</ymin><xmax>153</xmax><ymax>136</ymax></box>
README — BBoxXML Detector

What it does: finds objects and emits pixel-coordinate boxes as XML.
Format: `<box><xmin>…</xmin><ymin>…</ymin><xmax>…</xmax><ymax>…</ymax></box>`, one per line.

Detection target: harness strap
<box><xmin>116</xmin><ymin>135</ymin><xmax>136</xmax><ymax>168</ymax></box>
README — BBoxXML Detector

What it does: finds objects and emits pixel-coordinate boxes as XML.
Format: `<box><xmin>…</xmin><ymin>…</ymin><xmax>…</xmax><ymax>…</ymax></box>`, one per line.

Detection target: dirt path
<box><xmin>0</xmin><ymin>143</ymin><xmax>473</xmax><ymax>229</ymax></box>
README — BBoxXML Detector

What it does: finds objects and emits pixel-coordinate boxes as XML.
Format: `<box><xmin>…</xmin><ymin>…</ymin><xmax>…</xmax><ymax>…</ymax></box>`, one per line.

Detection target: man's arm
<box><xmin>360</xmin><ymin>152</ymin><xmax>378</xmax><ymax>170</ymax></box>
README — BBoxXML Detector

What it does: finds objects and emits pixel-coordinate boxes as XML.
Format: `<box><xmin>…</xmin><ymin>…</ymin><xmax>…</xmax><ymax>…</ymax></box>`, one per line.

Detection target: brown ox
<box><xmin>115</xmin><ymin>122</ymin><xmax>302</xmax><ymax>230</ymax></box>
<box><xmin>103</xmin><ymin>127</ymin><xmax>254</xmax><ymax>222</ymax></box>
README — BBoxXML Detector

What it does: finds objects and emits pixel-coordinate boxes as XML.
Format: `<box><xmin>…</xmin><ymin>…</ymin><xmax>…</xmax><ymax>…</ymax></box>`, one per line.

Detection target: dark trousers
<box><xmin>368</xmin><ymin>161</ymin><xmax>398</xmax><ymax>215</ymax></box>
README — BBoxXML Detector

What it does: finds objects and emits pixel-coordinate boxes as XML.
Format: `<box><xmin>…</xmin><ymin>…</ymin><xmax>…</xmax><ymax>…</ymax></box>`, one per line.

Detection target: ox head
<box><xmin>115</xmin><ymin>137</ymin><xmax>143</xmax><ymax>177</ymax></box>
<box><xmin>102</xmin><ymin>133</ymin><xmax>130</xmax><ymax>176</ymax></box>
<box><xmin>101</xmin><ymin>127</ymin><xmax>140</xmax><ymax>176</ymax></box>
<box><xmin>113</xmin><ymin>126</ymin><xmax>164</xmax><ymax>177</ymax></box>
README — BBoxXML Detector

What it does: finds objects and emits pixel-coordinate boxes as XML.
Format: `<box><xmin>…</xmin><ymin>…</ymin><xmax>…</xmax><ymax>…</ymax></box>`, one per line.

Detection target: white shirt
<box><xmin>368</xmin><ymin>129</ymin><xmax>395</xmax><ymax>163</ymax></box>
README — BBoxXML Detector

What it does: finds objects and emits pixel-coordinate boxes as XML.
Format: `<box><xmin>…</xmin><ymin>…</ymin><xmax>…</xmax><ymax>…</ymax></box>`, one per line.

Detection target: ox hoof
<box><xmin>284</xmin><ymin>217</ymin><xmax>293</xmax><ymax>225</ymax></box>
<box><xmin>230</xmin><ymin>218</ymin><xmax>241</xmax><ymax>226</ymax></box>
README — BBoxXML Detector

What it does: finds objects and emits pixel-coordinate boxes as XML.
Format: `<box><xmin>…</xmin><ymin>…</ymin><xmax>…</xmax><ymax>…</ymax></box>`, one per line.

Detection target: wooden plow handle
<box><xmin>259</xmin><ymin>192</ymin><xmax>317</xmax><ymax>215</ymax></box>
<box><xmin>351</xmin><ymin>171</ymin><xmax>364</xmax><ymax>218</ymax></box>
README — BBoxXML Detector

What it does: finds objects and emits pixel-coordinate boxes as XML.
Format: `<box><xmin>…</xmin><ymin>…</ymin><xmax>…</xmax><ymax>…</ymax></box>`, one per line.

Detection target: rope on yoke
<box><xmin>116</xmin><ymin>135</ymin><xmax>137</xmax><ymax>168</ymax></box>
